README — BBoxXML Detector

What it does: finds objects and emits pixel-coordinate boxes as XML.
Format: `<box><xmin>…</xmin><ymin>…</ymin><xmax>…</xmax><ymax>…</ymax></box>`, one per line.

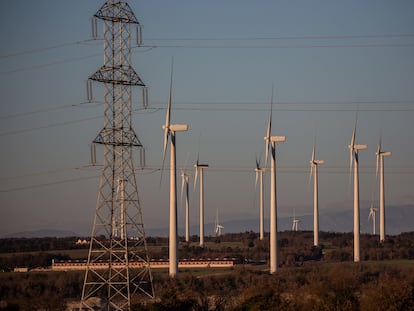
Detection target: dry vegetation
<box><xmin>0</xmin><ymin>231</ymin><xmax>414</xmax><ymax>310</ymax></box>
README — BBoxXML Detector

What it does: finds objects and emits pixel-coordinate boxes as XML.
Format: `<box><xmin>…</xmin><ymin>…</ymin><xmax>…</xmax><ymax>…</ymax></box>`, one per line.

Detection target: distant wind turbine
<box><xmin>292</xmin><ymin>211</ymin><xmax>300</xmax><ymax>232</ymax></box>
<box><xmin>255</xmin><ymin>157</ymin><xmax>266</xmax><ymax>240</ymax></box>
<box><xmin>194</xmin><ymin>153</ymin><xmax>209</xmax><ymax>248</ymax></box>
<box><xmin>310</xmin><ymin>144</ymin><xmax>324</xmax><ymax>247</ymax></box>
<box><xmin>180</xmin><ymin>170</ymin><xmax>191</xmax><ymax>243</ymax></box>
<box><xmin>161</xmin><ymin>61</ymin><xmax>189</xmax><ymax>278</ymax></box>
<box><xmin>214</xmin><ymin>209</ymin><xmax>224</xmax><ymax>237</ymax></box>
<box><xmin>368</xmin><ymin>205</ymin><xmax>377</xmax><ymax>235</ymax></box>
<box><xmin>376</xmin><ymin>138</ymin><xmax>391</xmax><ymax>242</ymax></box>
<box><xmin>264</xmin><ymin>89</ymin><xmax>286</xmax><ymax>274</ymax></box>
<box><xmin>348</xmin><ymin>124</ymin><xmax>367</xmax><ymax>263</ymax></box>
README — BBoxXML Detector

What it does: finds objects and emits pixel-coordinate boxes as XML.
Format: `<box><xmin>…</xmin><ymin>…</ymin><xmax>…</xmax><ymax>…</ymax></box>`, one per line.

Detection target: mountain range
<box><xmin>3</xmin><ymin>205</ymin><xmax>413</xmax><ymax>238</ymax></box>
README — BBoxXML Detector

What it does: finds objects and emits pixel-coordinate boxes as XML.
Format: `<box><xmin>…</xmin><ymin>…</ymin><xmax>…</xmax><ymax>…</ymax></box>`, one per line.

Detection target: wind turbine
<box><xmin>348</xmin><ymin>124</ymin><xmax>367</xmax><ymax>263</ymax></box>
<box><xmin>214</xmin><ymin>209</ymin><xmax>224</xmax><ymax>237</ymax></box>
<box><xmin>376</xmin><ymin>138</ymin><xmax>391</xmax><ymax>242</ymax></box>
<box><xmin>162</xmin><ymin>61</ymin><xmax>189</xmax><ymax>278</ymax></box>
<box><xmin>292</xmin><ymin>211</ymin><xmax>300</xmax><ymax>232</ymax></box>
<box><xmin>255</xmin><ymin>157</ymin><xmax>266</xmax><ymax>240</ymax></box>
<box><xmin>310</xmin><ymin>144</ymin><xmax>324</xmax><ymax>247</ymax></box>
<box><xmin>194</xmin><ymin>154</ymin><xmax>209</xmax><ymax>247</ymax></box>
<box><xmin>264</xmin><ymin>90</ymin><xmax>286</xmax><ymax>274</ymax></box>
<box><xmin>368</xmin><ymin>204</ymin><xmax>377</xmax><ymax>235</ymax></box>
<box><xmin>180</xmin><ymin>170</ymin><xmax>191</xmax><ymax>242</ymax></box>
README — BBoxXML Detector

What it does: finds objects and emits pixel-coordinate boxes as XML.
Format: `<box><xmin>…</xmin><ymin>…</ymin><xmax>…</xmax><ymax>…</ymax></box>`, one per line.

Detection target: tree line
<box><xmin>1</xmin><ymin>261</ymin><xmax>413</xmax><ymax>310</ymax></box>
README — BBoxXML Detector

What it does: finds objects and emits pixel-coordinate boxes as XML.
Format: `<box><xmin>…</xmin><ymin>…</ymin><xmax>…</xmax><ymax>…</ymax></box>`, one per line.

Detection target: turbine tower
<box><xmin>162</xmin><ymin>62</ymin><xmax>189</xmax><ymax>278</ymax></box>
<box><xmin>349</xmin><ymin>125</ymin><xmax>367</xmax><ymax>263</ymax></box>
<box><xmin>264</xmin><ymin>92</ymin><xmax>286</xmax><ymax>274</ymax></box>
<box><xmin>255</xmin><ymin>158</ymin><xmax>266</xmax><ymax>240</ymax></box>
<box><xmin>310</xmin><ymin>145</ymin><xmax>324</xmax><ymax>247</ymax></box>
<box><xmin>376</xmin><ymin>139</ymin><xmax>391</xmax><ymax>242</ymax></box>
<box><xmin>194</xmin><ymin>156</ymin><xmax>209</xmax><ymax>247</ymax></box>
<box><xmin>181</xmin><ymin>170</ymin><xmax>191</xmax><ymax>242</ymax></box>
<box><xmin>80</xmin><ymin>1</ymin><xmax>154</xmax><ymax>309</ymax></box>
<box><xmin>368</xmin><ymin>205</ymin><xmax>377</xmax><ymax>235</ymax></box>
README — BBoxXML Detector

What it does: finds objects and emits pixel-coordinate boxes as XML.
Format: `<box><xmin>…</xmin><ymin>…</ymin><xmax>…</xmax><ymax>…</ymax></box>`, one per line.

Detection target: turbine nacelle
<box><xmin>270</xmin><ymin>135</ymin><xmax>286</xmax><ymax>143</ymax></box>
<box><xmin>194</xmin><ymin>163</ymin><xmax>209</xmax><ymax>190</ymax></box>
<box><xmin>378</xmin><ymin>151</ymin><xmax>392</xmax><ymax>157</ymax></box>
<box><xmin>349</xmin><ymin>144</ymin><xmax>367</xmax><ymax>151</ymax></box>
<box><xmin>194</xmin><ymin>163</ymin><xmax>209</xmax><ymax>168</ymax></box>
<box><xmin>163</xmin><ymin>123</ymin><xmax>189</xmax><ymax>133</ymax></box>
<box><xmin>311</xmin><ymin>160</ymin><xmax>325</xmax><ymax>165</ymax></box>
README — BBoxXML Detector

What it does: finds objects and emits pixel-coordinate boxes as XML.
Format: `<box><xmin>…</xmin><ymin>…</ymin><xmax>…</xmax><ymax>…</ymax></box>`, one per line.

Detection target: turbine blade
<box><xmin>349</xmin><ymin>126</ymin><xmax>356</xmax><ymax>177</ymax></box>
<box><xmin>255</xmin><ymin>155</ymin><xmax>260</xmax><ymax>170</ymax></box>
<box><xmin>160</xmin><ymin>59</ymin><xmax>174</xmax><ymax>186</ymax></box>
<box><xmin>309</xmin><ymin>164</ymin><xmax>313</xmax><ymax>185</ymax></box>
<box><xmin>311</xmin><ymin>145</ymin><xmax>315</xmax><ymax>162</ymax></box>
<box><xmin>180</xmin><ymin>171</ymin><xmax>185</xmax><ymax>210</ymax></box>
<box><xmin>160</xmin><ymin>129</ymin><xmax>169</xmax><ymax>185</ymax></box>
<box><xmin>376</xmin><ymin>137</ymin><xmax>381</xmax><ymax>177</ymax></box>
<box><xmin>166</xmin><ymin>57</ymin><xmax>174</xmax><ymax>129</ymax></box>
<box><xmin>265</xmin><ymin>119</ymin><xmax>271</xmax><ymax>164</ymax></box>
<box><xmin>351</xmin><ymin>125</ymin><xmax>356</xmax><ymax>149</ymax></box>
<box><xmin>194</xmin><ymin>166</ymin><xmax>198</xmax><ymax>191</ymax></box>
<box><xmin>255</xmin><ymin>170</ymin><xmax>259</xmax><ymax>188</ymax></box>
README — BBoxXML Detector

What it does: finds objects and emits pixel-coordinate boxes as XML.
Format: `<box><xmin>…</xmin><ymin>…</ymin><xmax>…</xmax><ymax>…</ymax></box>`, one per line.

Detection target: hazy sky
<box><xmin>1</xmin><ymin>0</ymin><xmax>413</xmax><ymax>236</ymax></box>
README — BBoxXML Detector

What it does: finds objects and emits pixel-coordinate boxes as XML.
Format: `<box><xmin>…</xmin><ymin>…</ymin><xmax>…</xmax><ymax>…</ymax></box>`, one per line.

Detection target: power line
<box><xmin>141</xmin><ymin>42</ymin><xmax>414</xmax><ymax>50</ymax></box>
<box><xmin>0</xmin><ymin>53</ymin><xmax>100</xmax><ymax>74</ymax></box>
<box><xmin>2</xmin><ymin>100</ymin><xmax>413</xmax><ymax>121</ymax></box>
<box><xmin>0</xmin><ymin>115</ymin><xmax>102</xmax><ymax>137</ymax></box>
<box><xmin>3</xmin><ymin>33</ymin><xmax>413</xmax><ymax>61</ymax></box>
<box><xmin>2</xmin><ymin>165</ymin><xmax>412</xmax><ymax>193</ymax></box>
<box><xmin>0</xmin><ymin>175</ymin><xmax>99</xmax><ymax>193</ymax></box>
<box><xmin>1</xmin><ymin>105</ymin><xmax>412</xmax><ymax>138</ymax></box>
<box><xmin>0</xmin><ymin>39</ymin><xmax>98</xmax><ymax>60</ymax></box>
<box><xmin>0</xmin><ymin>101</ymin><xmax>156</xmax><ymax>120</ymax></box>
<box><xmin>153</xmin><ymin>106</ymin><xmax>414</xmax><ymax>113</ymax></box>
<box><xmin>0</xmin><ymin>164</ymin><xmax>98</xmax><ymax>181</ymax></box>
<box><xmin>145</xmin><ymin>33</ymin><xmax>414</xmax><ymax>42</ymax></box>
<box><xmin>2</xmin><ymin>40</ymin><xmax>414</xmax><ymax>74</ymax></box>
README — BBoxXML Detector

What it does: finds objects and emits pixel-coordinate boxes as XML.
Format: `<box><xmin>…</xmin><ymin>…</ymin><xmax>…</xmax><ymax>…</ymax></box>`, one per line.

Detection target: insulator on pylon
<box><xmin>91</xmin><ymin>17</ymin><xmax>98</xmax><ymax>39</ymax></box>
<box><xmin>90</xmin><ymin>143</ymin><xmax>97</xmax><ymax>166</ymax></box>
<box><xmin>136</xmin><ymin>24</ymin><xmax>142</xmax><ymax>47</ymax></box>
<box><xmin>142</xmin><ymin>86</ymin><xmax>149</xmax><ymax>109</ymax></box>
<box><xmin>86</xmin><ymin>80</ymin><xmax>93</xmax><ymax>102</ymax></box>
<box><xmin>139</xmin><ymin>147</ymin><xmax>145</xmax><ymax>169</ymax></box>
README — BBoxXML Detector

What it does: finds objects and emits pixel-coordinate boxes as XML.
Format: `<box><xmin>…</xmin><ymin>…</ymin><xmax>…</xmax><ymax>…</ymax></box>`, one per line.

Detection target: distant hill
<box><xmin>3</xmin><ymin>229</ymin><xmax>80</xmax><ymax>238</ymax></box>
<box><xmin>163</xmin><ymin>204</ymin><xmax>414</xmax><ymax>237</ymax></box>
<box><xmin>4</xmin><ymin>205</ymin><xmax>412</xmax><ymax>238</ymax></box>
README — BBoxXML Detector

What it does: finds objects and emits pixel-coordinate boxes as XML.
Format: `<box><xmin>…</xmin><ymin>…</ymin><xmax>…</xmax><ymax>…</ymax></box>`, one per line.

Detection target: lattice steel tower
<box><xmin>80</xmin><ymin>1</ymin><xmax>154</xmax><ymax>310</ymax></box>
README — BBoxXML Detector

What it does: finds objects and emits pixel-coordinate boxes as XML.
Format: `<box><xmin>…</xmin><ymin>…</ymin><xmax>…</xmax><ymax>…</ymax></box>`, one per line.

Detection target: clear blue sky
<box><xmin>1</xmin><ymin>0</ymin><xmax>413</xmax><ymax>236</ymax></box>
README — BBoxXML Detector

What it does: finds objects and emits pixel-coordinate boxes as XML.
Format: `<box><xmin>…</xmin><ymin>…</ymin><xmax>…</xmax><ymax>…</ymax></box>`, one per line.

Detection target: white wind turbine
<box><xmin>161</xmin><ymin>62</ymin><xmax>189</xmax><ymax>278</ymax></box>
<box><xmin>180</xmin><ymin>170</ymin><xmax>191</xmax><ymax>243</ymax></box>
<box><xmin>264</xmin><ymin>91</ymin><xmax>286</xmax><ymax>274</ymax></box>
<box><xmin>310</xmin><ymin>144</ymin><xmax>324</xmax><ymax>247</ymax></box>
<box><xmin>194</xmin><ymin>154</ymin><xmax>209</xmax><ymax>247</ymax></box>
<box><xmin>292</xmin><ymin>212</ymin><xmax>300</xmax><ymax>232</ymax></box>
<box><xmin>255</xmin><ymin>157</ymin><xmax>266</xmax><ymax>240</ymax></box>
<box><xmin>368</xmin><ymin>204</ymin><xmax>377</xmax><ymax>235</ymax></box>
<box><xmin>376</xmin><ymin>138</ymin><xmax>391</xmax><ymax>242</ymax></box>
<box><xmin>348</xmin><ymin>124</ymin><xmax>367</xmax><ymax>263</ymax></box>
<box><xmin>214</xmin><ymin>209</ymin><xmax>224</xmax><ymax>237</ymax></box>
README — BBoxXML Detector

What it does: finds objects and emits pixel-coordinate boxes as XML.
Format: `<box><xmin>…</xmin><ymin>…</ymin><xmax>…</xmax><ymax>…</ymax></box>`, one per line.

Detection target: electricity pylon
<box><xmin>80</xmin><ymin>1</ymin><xmax>154</xmax><ymax>310</ymax></box>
